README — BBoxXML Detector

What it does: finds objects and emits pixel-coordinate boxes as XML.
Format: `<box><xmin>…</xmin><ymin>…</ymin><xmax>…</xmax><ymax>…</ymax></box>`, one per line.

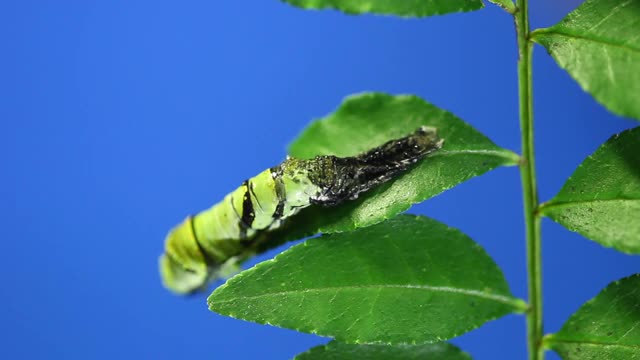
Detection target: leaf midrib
<box><xmin>210</xmin><ymin>283</ymin><xmax>524</xmax><ymax>309</ymax></box>
<box><xmin>547</xmin><ymin>336</ymin><xmax>640</xmax><ymax>350</ymax></box>
<box><xmin>434</xmin><ymin>148</ymin><xmax>520</xmax><ymax>164</ymax></box>
<box><xmin>532</xmin><ymin>29</ymin><xmax>640</xmax><ymax>55</ymax></box>
<box><xmin>539</xmin><ymin>197</ymin><xmax>640</xmax><ymax>215</ymax></box>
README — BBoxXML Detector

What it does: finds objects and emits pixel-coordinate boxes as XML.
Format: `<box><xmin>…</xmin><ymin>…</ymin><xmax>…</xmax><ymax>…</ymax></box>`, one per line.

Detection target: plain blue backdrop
<box><xmin>1</xmin><ymin>1</ymin><xmax>637</xmax><ymax>359</ymax></box>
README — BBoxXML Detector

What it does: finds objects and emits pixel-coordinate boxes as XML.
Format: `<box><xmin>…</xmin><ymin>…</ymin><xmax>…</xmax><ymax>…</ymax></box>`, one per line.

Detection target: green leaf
<box><xmin>280</xmin><ymin>0</ymin><xmax>484</xmax><ymax>18</ymax></box>
<box><xmin>539</xmin><ymin>127</ymin><xmax>640</xmax><ymax>254</ymax></box>
<box><xmin>286</xmin><ymin>92</ymin><xmax>518</xmax><ymax>235</ymax></box>
<box><xmin>531</xmin><ymin>0</ymin><xmax>640</xmax><ymax>120</ymax></box>
<box><xmin>209</xmin><ymin>92</ymin><xmax>518</xmax><ymax>285</ymax></box>
<box><xmin>209</xmin><ymin>215</ymin><xmax>526</xmax><ymax>344</ymax></box>
<box><xmin>487</xmin><ymin>0</ymin><xmax>515</xmax><ymax>13</ymax></box>
<box><xmin>295</xmin><ymin>341</ymin><xmax>472</xmax><ymax>360</ymax></box>
<box><xmin>545</xmin><ymin>274</ymin><xmax>640</xmax><ymax>359</ymax></box>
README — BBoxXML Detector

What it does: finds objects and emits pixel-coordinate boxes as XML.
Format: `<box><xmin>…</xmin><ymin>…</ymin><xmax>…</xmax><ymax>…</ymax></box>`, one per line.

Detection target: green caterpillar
<box><xmin>160</xmin><ymin>126</ymin><xmax>443</xmax><ymax>294</ymax></box>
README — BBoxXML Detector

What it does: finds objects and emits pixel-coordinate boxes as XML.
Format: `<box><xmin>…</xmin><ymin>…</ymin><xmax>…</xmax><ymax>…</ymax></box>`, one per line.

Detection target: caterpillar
<box><xmin>160</xmin><ymin>126</ymin><xmax>444</xmax><ymax>294</ymax></box>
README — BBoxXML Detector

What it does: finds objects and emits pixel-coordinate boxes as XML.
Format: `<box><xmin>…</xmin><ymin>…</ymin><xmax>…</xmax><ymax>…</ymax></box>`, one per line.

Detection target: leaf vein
<box><xmin>212</xmin><ymin>284</ymin><xmax>520</xmax><ymax>307</ymax></box>
<box><xmin>539</xmin><ymin>198</ymin><xmax>639</xmax><ymax>214</ymax></box>
<box><xmin>586</xmin><ymin>0</ymin><xmax>633</xmax><ymax>33</ymax></box>
<box><xmin>532</xmin><ymin>29</ymin><xmax>640</xmax><ymax>54</ymax></box>
<box><xmin>549</xmin><ymin>337</ymin><xmax>640</xmax><ymax>350</ymax></box>
<box><xmin>434</xmin><ymin>149</ymin><xmax>520</xmax><ymax>163</ymax></box>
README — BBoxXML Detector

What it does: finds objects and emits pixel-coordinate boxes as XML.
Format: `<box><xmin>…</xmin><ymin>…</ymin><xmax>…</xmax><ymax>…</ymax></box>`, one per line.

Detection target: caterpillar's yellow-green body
<box><xmin>160</xmin><ymin>126</ymin><xmax>443</xmax><ymax>294</ymax></box>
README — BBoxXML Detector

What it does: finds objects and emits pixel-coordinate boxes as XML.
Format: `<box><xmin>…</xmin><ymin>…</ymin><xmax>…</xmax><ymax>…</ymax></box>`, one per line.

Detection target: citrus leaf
<box><xmin>545</xmin><ymin>274</ymin><xmax>640</xmax><ymax>359</ymax></box>
<box><xmin>539</xmin><ymin>127</ymin><xmax>640</xmax><ymax>254</ymax></box>
<box><xmin>531</xmin><ymin>0</ymin><xmax>640</xmax><ymax>120</ymax></box>
<box><xmin>295</xmin><ymin>341</ymin><xmax>472</xmax><ymax>360</ymax></box>
<box><xmin>286</xmin><ymin>92</ymin><xmax>519</xmax><ymax>235</ymax></box>
<box><xmin>280</xmin><ymin>0</ymin><xmax>484</xmax><ymax>18</ymax></box>
<box><xmin>209</xmin><ymin>215</ymin><xmax>526</xmax><ymax>345</ymax></box>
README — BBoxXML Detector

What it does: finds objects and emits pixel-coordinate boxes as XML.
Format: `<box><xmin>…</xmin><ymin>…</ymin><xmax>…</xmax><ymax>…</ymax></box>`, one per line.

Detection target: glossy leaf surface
<box><xmin>540</xmin><ymin>127</ymin><xmax>640</xmax><ymax>254</ymax></box>
<box><xmin>209</xmin><ymin>215</ymin><xmax>525</xmax><ymax>344</ymax></box>
<box><xmin>546</xmin><ymin>274</ymin><xmax>640</xmax><ymax>359</ymax></box>
<box><xmin>295</xmin><ymin>341</ymin><xmax>472</xmax><ymax>360</ymax></box>
<box><xmin>532</xmin><ymin>0</ymin><xmax>640</xmax><ymax>120</ymax></box>
<box><xmin>280</xmin><ymin>0</ymin><xmax>484</xmax><ymax>17</ymax></box>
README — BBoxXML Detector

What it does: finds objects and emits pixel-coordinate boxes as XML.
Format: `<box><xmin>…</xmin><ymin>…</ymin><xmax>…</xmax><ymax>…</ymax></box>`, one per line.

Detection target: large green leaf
<box><xmin>209</xmin><ymin>215</ymin><xmax>526</xmax><ymax>344</ymax></box>
<box><xmin>295</xmin><ymin>341</ymin><xmax>472</xmax><ymax>360</ymax></box>
<box><xmin>545</xmin><ymin>274</ymin><xmax>640</xmax><ymax>359</ymax></box>
<box><xmin>280</xmin><ymin>0</ymin><xmax>484</xmax><ymax>18</ymax></box>
<box><xmin>539</xmin><ymin>127</ymin><xmax>640</xmax><ymax>254</ymax></box>
<box><xmin>531</xmin><ymin>0</ymin><xmax>640</xmax><ymax>120</ymax></box>
<box><xmin>286</xmin><ymin>93</ymin><xmax>518</xmax><ymax>235</ymax></box>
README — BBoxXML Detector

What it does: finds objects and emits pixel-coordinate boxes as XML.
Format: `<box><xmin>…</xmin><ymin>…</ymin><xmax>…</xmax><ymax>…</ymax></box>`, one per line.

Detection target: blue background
<box><xmin>2</xmin><ymin>1</ymin><xmax>637</xmax><ymax>359</ymax></box>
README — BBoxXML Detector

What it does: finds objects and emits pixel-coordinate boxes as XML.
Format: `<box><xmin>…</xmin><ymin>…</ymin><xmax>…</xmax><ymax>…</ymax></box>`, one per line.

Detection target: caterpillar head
<box><xmin>159</xmin><ymin>217</ymin><xmax>209</xmax><ymax>295</ymax></box>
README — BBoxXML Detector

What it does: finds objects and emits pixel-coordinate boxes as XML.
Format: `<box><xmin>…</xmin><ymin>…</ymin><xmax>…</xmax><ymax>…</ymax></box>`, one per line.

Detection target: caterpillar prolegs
<box><xmin>160</xmin><ymin>126</ymin><xmax>444</xmax><ymax>294</ymax></box>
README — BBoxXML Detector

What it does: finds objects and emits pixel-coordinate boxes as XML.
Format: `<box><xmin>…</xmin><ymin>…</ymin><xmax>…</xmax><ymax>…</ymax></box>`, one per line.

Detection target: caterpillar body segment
<box><xmin>160</xmin><ymin>126</ymin><xmax>444</xmax><ymax>294</ymax></box>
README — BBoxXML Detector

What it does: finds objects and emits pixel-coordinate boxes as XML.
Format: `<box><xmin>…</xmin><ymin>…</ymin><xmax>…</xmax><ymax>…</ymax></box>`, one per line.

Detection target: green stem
<box><xmin>514</xmin><ymin>1</ymin><xmax>544</xmax><ymax>360</ymax></box>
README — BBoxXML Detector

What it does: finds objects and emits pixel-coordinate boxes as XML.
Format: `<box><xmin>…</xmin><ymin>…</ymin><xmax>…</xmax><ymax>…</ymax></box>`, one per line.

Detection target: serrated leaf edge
<box><xmin>543</xmin><ymin>273</ymin><xmax>640</xmax><ymax>351</ymax></box>
<box><xmin>531</xmin><ymin>29</ymin><xmax>640</xmax><ymax>119</ymax></box>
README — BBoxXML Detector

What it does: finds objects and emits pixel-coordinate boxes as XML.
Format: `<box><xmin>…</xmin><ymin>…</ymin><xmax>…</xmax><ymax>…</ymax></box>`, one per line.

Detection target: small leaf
<box><xmin>280</xmin><ymin>0</ymin><xmax>484</xmax><ymax>18</ymax></box>
<box><xmin>539</xmin><ymin>127</ymin><xmax>640</xmax><ymax>254</ymax></box>
<box><xmin>209</xmin><ymin>215</ymin><xmax>526</xmax><ymax>344</ymax></box>
<box><xmin>531</xmin><ymin>0</ymin><xmax>640</xmax><ymax>120</ymax></box>
<box><xmin>295</xmin><ymin>341</ymin><xmax>472</xmax><ymax>360</ymax></box>
<box><xmin>487</xmin><ymin>0</ymin><xmax>515</xmax><ymax>13</ymax></box>
<box><xmin>287</xmin><ymin>92</ymin><xmax>518</xmax><ymax>235</ymax></box>
<box><xmin>545</xmin><ymin>274</ymin><xmax>640</xmax><ymax>359</ymax></box>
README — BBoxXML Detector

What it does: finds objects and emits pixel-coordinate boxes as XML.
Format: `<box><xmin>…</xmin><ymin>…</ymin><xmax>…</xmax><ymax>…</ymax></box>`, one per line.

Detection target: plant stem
<box><xmin>514</xmin><ymin>1</ymin><xmax>544</xmax><ymax>360</ymax></box>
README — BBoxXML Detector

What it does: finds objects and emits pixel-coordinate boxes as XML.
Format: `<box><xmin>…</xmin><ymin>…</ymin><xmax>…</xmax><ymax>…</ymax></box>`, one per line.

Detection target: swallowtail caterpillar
<box><xmin>160</xmin><ymin>126</ymin><xmax>444</xmax><ymax>294</ymax></box>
